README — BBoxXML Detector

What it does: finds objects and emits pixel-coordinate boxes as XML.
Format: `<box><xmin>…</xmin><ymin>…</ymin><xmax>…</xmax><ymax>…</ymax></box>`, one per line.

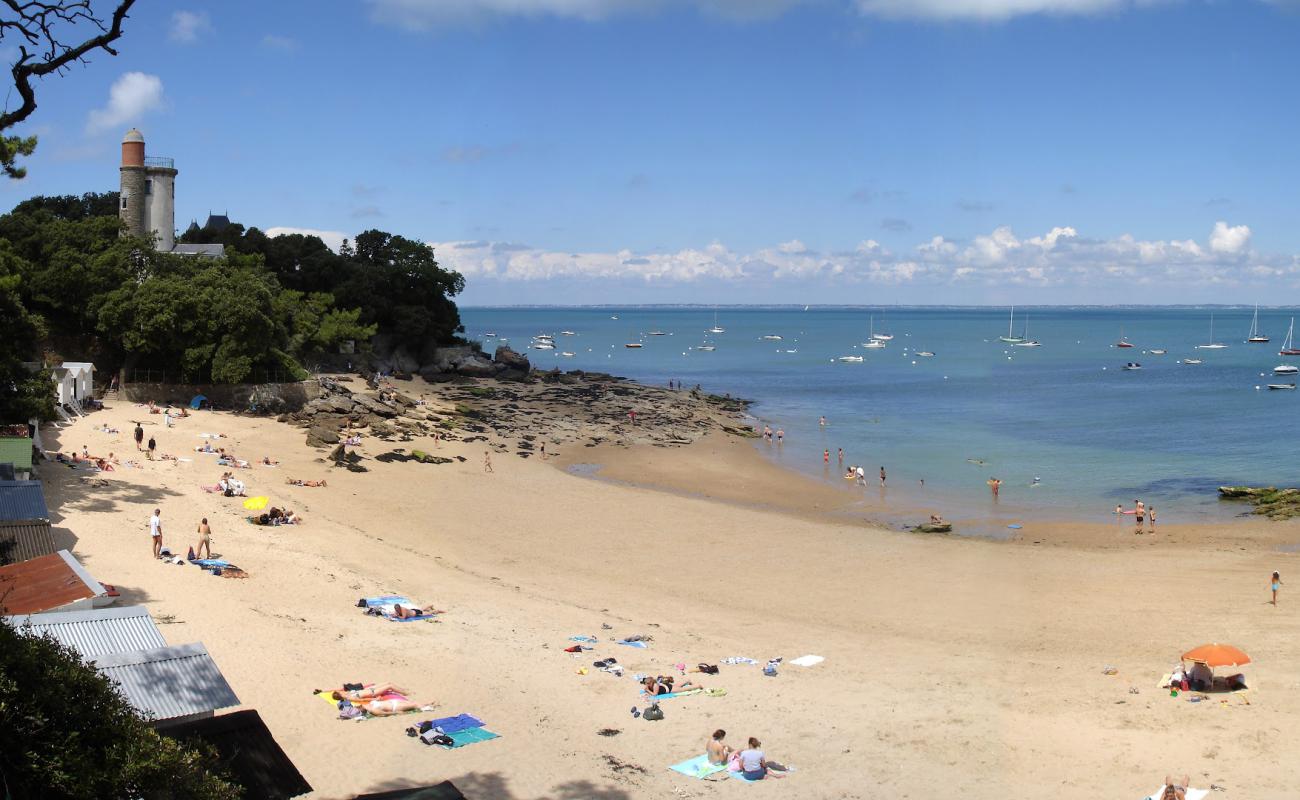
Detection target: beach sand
<box><xmin>31</xmin><ymin>380</ymin><xmax>1300</xmax><ymax>799</ymax></box>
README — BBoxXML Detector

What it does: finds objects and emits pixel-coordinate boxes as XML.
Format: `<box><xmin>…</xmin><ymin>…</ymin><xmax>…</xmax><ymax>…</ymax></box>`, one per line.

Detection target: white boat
<box><xmin>861</xmin><ymin>339</ymin><xmax>887</xmax><ymax>349</ymax></box>
<box><xmin>1273</xmin><ymin>364</ymin><xmax>1299</xmax><ymax>375</ymax></box>
<box><xmin>696</xmin><ymin>344</ymin><xmax>716</xmax><ymax>352</ymax></box>
<box><xmin>871</xmin><ymin>309</ymin><xmax>894</xmax><ymax>340</ymax></box>
<box><xmin>915</xmin><ymin>351</ymin><xmax>935</xmax><ymax>357</ymax></box>
<box><xmin>1268</xmin><ymin>383</ymin><xmax>1296</xmax><ymax>390</ymax></box>
<box><xmin>531</xmin><ymin>343</ymin><xmax>556</xmax><ymax>350</ymax></box>
<box><xmin>624</xmin><ymin>342</ymin><xmax>643</xmax><ymax>349</ymax></box>
<box><xmin>560</xmin><ymin>351</ymin><xmax>576</xmax><ymax>357</ymax></box>
<box><xmin>610</xmin><ymin>315</ymin><xmax>619</xmax><ymax>320</ymax></box>
<box><xmin>1248</xmin><ymin>305</ymin><xmax>1269</xmax><ymax>343</ymax></box>
<box><xmin>1182</xmin><ymin>358</ymin><xmax>1203</xmax><ymax>365</ymax></box>
<box><xmin>999</xmin><ymin>306</ymin><xmax>1024</xmax><ymax>344</ymax></box>
<box><xmin>647</xmin><ymin>330</ymin><xmax>668</xmax><ymax>336</ymax></box>
<box><xmin>1015</xmin><ymin>341</ymin><xmax>1042</xmax><ymax>347</ymax></box>
<box><xmin>863</xmin><ymin>315</ymin><xmax>887</xmax><ymax>347</ymax></box>
<box><xmin>783</xmin><ymin>349</ymin><xmax>798</xmax><ymax>353</ymax></box>
<box><xmin>762</xmin><ymin>334</ymin><xmax>783</xmax><ymax>340</ymax></box>
<box><xmin>1149</xmin><ymin>349</ymin><xmax>1167</xmax><ymax>355</ymax></box>
<box><xmin>560</xmin><ymin>331</ymin><xmax>577</xmax><ymax>336</ymax></box>
<box><xmin>1280</xmin><ymin>318</ymin><xmax>1300</xmax><ymax>356</ymax></box>
<box><xmin>1196</xmin><ymin>313</ymin><xmax>1227</xmax><ymax>349</ymax></box>
<box><xmin>485</xmin><ymin>332</ymin><xmax>497</xmax><ymax>337</ymax></box>
<box><xmin>1123</xmin><ymin>362</ymin><xmax>1142</xmax><ymax>370</ymax></box>
<box><xmin>836</xmin><ymin>355</ymin><xmax>864</xmax><ymax>363</ymax></box>
<box><xmin>707</xmin><ymin>309</ymin><xmax>725</xmax><ymax>334</ymax></box>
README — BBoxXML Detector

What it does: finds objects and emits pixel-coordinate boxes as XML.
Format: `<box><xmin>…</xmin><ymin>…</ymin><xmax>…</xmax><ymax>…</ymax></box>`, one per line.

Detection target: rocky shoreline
<box><xmin>1218</xmin><ymin>486</ymin><xmax>1300</xmax><ymax>520</ymax></box>
<box><xmin>284</xmin><ymin>346</ymin><xmax>755</xmax><ymax>462</ymax></box>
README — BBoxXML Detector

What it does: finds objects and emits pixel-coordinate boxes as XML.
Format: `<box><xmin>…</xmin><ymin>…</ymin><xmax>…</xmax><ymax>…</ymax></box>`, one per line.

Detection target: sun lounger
<box><xmin>668</xmin><ymin>755</ymin><xmax>728</xmax><ymax>779</ymax></box>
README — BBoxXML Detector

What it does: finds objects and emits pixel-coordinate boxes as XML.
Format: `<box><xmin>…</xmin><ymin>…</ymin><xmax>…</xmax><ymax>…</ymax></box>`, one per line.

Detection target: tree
<box><xmin>0</xmin><ymin>258</ymin><xmax>55</xmax><ymax>422</ymax></box>
<box><xmin>341</xmin><ymin>229</ymin><xmax>466</xmax><ymax>348</ymax></box>
<box><xmin>1</xmin><ymin>0</ymin><xmax>136</xmax><ymax>178</ymax></box>
<box><xmin>0</xmin><ymin>621</ymin><xmax>240</xmax><ymax>798</ymax></box>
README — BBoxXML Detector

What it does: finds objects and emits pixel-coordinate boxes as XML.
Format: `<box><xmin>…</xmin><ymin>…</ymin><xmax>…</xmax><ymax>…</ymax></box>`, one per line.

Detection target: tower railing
<box><xmin>143</xmin><ymin>156</ymin><xmax>174</xmax><ymax>169</ymax></box>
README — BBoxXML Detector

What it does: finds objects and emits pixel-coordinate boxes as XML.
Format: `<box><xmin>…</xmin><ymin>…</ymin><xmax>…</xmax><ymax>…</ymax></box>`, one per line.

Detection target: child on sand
<box><xmin>484</xmin><ymin>451</ymin><xmax>493</xmax><ymax>473</ymax></box>
<box><xmin>1272</xmin><ymin>571</ymin><xmax>1282</xmax><ymax>605</ymax></box>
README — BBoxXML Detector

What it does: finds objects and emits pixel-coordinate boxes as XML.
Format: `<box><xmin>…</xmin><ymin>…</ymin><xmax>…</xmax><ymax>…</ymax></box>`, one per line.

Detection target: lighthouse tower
<box><xmin>118</xmin><ymin>128</ymin><xmax>178</xmax><ymax>251</ymax></box>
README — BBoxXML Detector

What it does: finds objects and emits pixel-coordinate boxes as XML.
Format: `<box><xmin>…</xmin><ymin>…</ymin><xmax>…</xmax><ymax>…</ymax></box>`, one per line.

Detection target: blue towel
<box><xmin>568</xmin><ymin>635</ymin><xmax>597</xmax><ymax>642</ymax></box>
<box><xmin>190</xmin><ymin>559</ymin><xmax>231</xmax><ymax>568</ymax></box>
<box><xmin>668</xmin><ymin>754</ymin><xmax>727</xmax><ymax>779</ymax></box>
<box><xmin>384</xmin><ymin>612</ymin><xmax>436</xmax><ymax>622</ymax></box>
<box><xmin>362</xmin><ymin>595</ymin><xmax>409</xmax><ymax>607</ymax></box>
<box><xmin>617</xmin><ymin>640</ymin><xmax>649</xmax><ymax>648</ymax></box>
<box><xmin>424</xmin><ymin>714</ymin><xmax>485</xmax><ymax>734</ymax></box>
<box><xmin>439</xmin><ymin>727</ymin><xmax>499</xmax><ymax>748</ymax></box>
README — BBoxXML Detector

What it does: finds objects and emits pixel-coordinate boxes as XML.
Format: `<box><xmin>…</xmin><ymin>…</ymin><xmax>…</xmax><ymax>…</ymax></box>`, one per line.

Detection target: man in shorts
<box><xmin>149</xmin><ymin>508</ymin><xmax>163</xmax><ymax>559</ymax></box>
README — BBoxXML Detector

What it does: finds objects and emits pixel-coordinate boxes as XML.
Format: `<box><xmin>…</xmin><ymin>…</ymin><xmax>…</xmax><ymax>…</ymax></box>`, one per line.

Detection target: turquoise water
<box><xmin>461</xmin><ymin>306</ymin><xmax>1300</xmax><ymax>525</ymax></box>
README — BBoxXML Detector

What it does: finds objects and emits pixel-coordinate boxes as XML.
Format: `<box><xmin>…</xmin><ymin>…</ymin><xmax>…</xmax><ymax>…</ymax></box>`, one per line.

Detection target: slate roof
<box><xmin>162</xmin><ymin>710</ymin><xmax>312</xmax><ymax>799</ymax></box>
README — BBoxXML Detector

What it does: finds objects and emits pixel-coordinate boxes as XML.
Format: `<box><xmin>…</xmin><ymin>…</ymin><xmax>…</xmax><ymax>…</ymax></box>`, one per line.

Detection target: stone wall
<box><xmin>121</xmin><ymin>380</ymin><xmax>320</xmax><ymax>413</ymax></box>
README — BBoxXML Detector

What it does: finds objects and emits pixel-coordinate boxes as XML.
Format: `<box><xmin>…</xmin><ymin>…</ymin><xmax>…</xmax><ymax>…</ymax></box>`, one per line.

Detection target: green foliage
<box><xmin>0</xmin><ymin>622</ymin><xmax>241</xmax><ymax>799</ymax></box>
<box><xmin>1</xmin><ymin>135</ymin><xmax>38</xmax><ymax>180</ymax></box>
<box><xmin>0</xmin><ymin>193</ymin><xmax>465</xmax><ymax>385</ymax></box>
<box><xmin>0</xmin><ymin>247</ymin><xmax>55</xmax><ymax>421</ymax></box>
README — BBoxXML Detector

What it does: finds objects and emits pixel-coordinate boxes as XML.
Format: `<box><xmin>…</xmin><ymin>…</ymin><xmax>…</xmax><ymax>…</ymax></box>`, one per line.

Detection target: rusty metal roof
<box><xmin>162</xmin><ymin>710</ymin><xmax>312</xmax><ymax>798</ymax></box>
<box><xmin>4</xmin><ymin>605</ymin><xmax>165</xmax><ymax>657</ymax></box>
<box><xmin>0</xmin><ymin>550</ymin><xmax>106</xmax><ymax>615</ymax></box>
<box><xmin>92</xmin><ymin>642</ymin><xmax>240</xmax><ymax>722</ymax></box>
<box><xmin>0</xmin><ymin>521</ymin><xmax>57</xmax><ymax>566</ymax></box>
<box><xmin>0</xmin><ymin>480</ymin><xmax>48</xmax><ymax>522</ymax></box>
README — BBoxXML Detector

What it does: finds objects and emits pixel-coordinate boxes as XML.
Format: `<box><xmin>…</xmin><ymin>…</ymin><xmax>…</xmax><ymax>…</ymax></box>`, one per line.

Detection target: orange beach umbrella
<box><xmin>1181</xmin><ymin>643</ymin><xmax>1250</xmax><ymax>668</ymax></box>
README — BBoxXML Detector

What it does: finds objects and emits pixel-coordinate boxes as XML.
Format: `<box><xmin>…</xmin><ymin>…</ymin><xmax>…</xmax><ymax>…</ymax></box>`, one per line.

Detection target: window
<box><xmin>121</xmin><ymin>193</ymin><xmax>128</xmax><ymax>209</ymax></box>
<box><xmin>145</xmin><ymin>179</ymin><xmax>153</xmax><ymax>195</ymax></box>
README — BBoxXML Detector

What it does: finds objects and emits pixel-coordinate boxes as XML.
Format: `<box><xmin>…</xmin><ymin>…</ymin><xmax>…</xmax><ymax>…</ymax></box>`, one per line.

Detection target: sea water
<box><xmin>461</xmin><ymin>306</ymin><xmax>1300</xmax><ymax>525</ymax></box>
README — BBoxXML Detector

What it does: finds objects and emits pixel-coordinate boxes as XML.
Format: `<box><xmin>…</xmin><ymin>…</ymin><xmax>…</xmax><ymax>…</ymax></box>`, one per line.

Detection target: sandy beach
<box><xmin>34</xmin><ymin>376</ymin><xmax>1300</xmax><ymax>799</ymax></box>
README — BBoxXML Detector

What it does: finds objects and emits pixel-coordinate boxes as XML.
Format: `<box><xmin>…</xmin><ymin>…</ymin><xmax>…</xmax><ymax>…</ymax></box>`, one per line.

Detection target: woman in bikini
<box><xmin>196</xmin><ymin>518</ymin><xmax>213</xmax><ymax>559</ymax></box>
<box><xmin>707</xmin><ymin>729</ymin><xmax>733</xmax><ymax>765</ymax></box>
<box><xmin>1160</xmin><ymin>775</ymin><xmax>1189</xmax><ymax>800</ymax></box>
<box><xmin>332</xmin><ymin>683</ymin><xmax>407</xmax><ymax>702</ymax></box>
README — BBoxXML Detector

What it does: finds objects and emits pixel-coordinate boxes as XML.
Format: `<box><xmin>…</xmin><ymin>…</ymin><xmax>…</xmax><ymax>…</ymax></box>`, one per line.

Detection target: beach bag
<box><xmin>642</xmin><ymin>703</ymin><xmax>664</xmax><ymax>721</ymax></box>
<box><xmin>338</xmin><ymin>703</ymin><xmax>363</xmax><ymax>720</ymax></box>
<box><xmin>697</xmin><ymin>663</ymin><xmax>719</xmax><ymax>675</ymax></box>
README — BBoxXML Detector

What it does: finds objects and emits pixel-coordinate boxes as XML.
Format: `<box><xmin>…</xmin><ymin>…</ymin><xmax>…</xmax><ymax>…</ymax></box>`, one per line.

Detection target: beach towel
<box><xmin>438</xmin><ymin>727</ymin><xmax>500</xmax><ymax>748</ymax></box>
<box><xmin>569</xmin><ymin>635</ymin><xmax>598</xmax><ymax>643</ymax></box>
<box><xmin>617</xmin><ymin>640</ymin><xmax>649</xmax><ymax>648</ymax></box>
<box><xmin>423</xmin><ymin>714</ymin><xmax>485</xmax><ymax>734</ymax></box>
<box><xmin>790</xmin><ymin>655</ymin><xmax>825</xmax><ymax>667</ymax></box>
<box><xmin>362</xmin><ymin>596</ymin><xmax>410</xmax><ymax>607</ymax></box>
<box><xmin>190</xmin><ymin>558</ymin><xmax>232</xmax><ymax>568</ymax></box>
<box><xmin>385</xmin><ymin>611</ymin><xmax>438</xmax><ymax>622</ymax></box>
<box><xmin>668</xmin><ymin>755</ymin><xmax>728</xmax><ymax>779</ymax></box>
<box><xmin>1144</xmin><ymin>788</ymin><xmax>1208</xmax><ymax>800</ymax></box>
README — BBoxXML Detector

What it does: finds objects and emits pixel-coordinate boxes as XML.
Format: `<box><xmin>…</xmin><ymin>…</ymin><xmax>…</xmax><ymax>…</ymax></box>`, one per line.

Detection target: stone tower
<box><xmin>118</xmin><ymin>128</ymin><xmax>178</xmax><ymax>251</ymax></box>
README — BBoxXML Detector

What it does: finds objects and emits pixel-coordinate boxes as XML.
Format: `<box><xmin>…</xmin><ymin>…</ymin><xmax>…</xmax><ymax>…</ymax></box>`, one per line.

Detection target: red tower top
<box><xmin>121</xmin><ymin>128</ymin><xmax>144</xmax><ymax>167</ymax></box>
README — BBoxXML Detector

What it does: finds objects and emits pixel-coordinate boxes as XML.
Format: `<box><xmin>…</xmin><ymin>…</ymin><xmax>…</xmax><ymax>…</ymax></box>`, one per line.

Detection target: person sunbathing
<box><xmin>332</xmin><ymin>683</ymin><xmax>407</xmax><ymax>701</ymax></box>
<box><xmin>196</xmin><ymin>442</ymin><xmax>215</xmax><ymax>453</ymax></box>
<box><xmin>390</xmin><ymin>603</ymin><xmax>437</xmax><ymax>619</ymax></box>
<box><xmin>177</xmin><ymin>408</ymin><xmax>190</xmax><ymax>418</ymax></box>
<box><xmin>286</xmin><ymin>478</ymin><xmax>327</xmax><ymax>487</ymax></box>
<box><xmin>642</xmin><ymin>676</ymin><xmax>701</xmax><ymax>696</ymax></box>
<box><xmin>343</xmin><ymin>435</ymin><xmax>363</xmax><ymax>446</ymax></box>
<box><xmin>262</xmin><ymin>456</ymin><xmax>279</xmax><ymax>466</ymax></box>
<box><xmin>1160</xmin><ymin>775</ymin><xmax>1190</xmax><ymax>800</ymax></box>
<box><xmin>95</xmin><ymin>458</ymin><xmax>115</xmax><ymax>472</ymax></box>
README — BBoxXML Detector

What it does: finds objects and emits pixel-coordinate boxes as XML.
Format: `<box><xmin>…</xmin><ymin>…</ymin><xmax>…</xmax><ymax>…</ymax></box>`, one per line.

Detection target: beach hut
<box><xmin>0</xmin><ymin>480</ymin><xmax>54</xmax><ymax>564</ymax></box>
<box><xmin>3</xmin><ymin>605</ymin><xmax>165</xmax><ymax>657</ymax></box>
<box><xmin>61</xmin><ymin>362</ymin><xmax>95</xmax><ymax>402</ymax></box>
<box><xmin>161</xmin><ymin>710</ymin><xmax>312</xmax><ymax>798</ymax></box>
<box><xmin>0</xmin><ymin>425</ymin><xmax>34</xmax><ymax>477</ymax></box>
<box><xmin>0</xmin><ymin>549</ymin><xmax>109</xmax><ymax>614</ymax></box>
<box><xmin>50</xmin><ymin>367</ymin><xmax>75</xmax><ymax>407</ymax></box>
<box><xmin>90</xmin><ymin>642</ymin><xmax>241</xmax><ymax>727</ymax></box>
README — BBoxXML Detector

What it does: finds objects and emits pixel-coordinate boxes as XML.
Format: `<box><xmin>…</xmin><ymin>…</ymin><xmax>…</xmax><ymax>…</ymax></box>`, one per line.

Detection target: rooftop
<box><xmin>0</xmin><ymin>480</ymin><xmax>50</xmax><ymax>523</ymax></box>
<box><xmin>4</xmin><ymin>605</ymin><xmax>165</xmax><ymax>658</ymax></box>
<box><xmin>0</xmin><ymin>520</ymin><xmax>57</xmax><ymax>566</ymax></box>
<box><xmin>92</xmin><ymin>642</ymin><xmax>241</xmax><ymax>723</ymax></box>
<box><xmin>162</xmin><ymin>710</ymin><xmax>312</xmax><ymax>798</ymax></box>
<box><xmin>0</xmin><ymin>549</ymin><xmax>106</xmax><ymax>615</ymax></box>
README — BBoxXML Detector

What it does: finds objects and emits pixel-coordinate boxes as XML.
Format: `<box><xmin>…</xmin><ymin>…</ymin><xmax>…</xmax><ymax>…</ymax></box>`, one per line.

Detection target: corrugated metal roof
<box><xmin>3</xmin><ymin>605</ymin><xmax>165</xmax><ymax>657</ymax></box>
<box><xmin>0</xmin><ymin>480</ymin><xmax>47</xmax><ymax>521</ymax></box>
<box><xmin>0</xmin><ymin>550</ymin><xmax>105</xmax><ymax>614</ymax></box>
<box><xmin>162</xmin><ymin>710</ymin><xmax>312</xmax><ymax>799</ymax></box>
<box><xmin>92</xmin><ymin>642</ymin><xmax>240</xmax><ymax>722</ymax></box>
<box><xmin>0</xmin><ymin>520</ymin><xmax>57</xmax><ymax>565</ymax></box>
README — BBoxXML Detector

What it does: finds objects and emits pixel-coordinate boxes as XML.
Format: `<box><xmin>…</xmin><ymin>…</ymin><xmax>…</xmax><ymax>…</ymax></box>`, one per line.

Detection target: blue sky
<box><xmin>4</xmin><ymin>0</ymin><xmax>1300</xmax><ymax>304</ymax></box>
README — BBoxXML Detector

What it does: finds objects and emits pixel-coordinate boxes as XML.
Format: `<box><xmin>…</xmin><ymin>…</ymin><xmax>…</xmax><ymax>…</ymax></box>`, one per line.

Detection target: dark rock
<box><xmin>307</xmin><ymin>425</ymin><xmax>340</xmax><ymax>447</ymax></box>
<box><xmin>493</xmin><ymin>345</ymin><xmax>531</xmax><ymax>372</ymax></box>
<box><xmin>498</xmin><ymin>368</ymin><xmax>530</xmax><ymax>382</ymax></box>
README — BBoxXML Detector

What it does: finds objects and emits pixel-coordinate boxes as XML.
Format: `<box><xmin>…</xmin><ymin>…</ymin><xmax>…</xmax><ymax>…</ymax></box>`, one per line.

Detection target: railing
<box><xmin>144</xmin><ymin>156</ymin><xmax>174</xmax><ymax>169</ymax></box>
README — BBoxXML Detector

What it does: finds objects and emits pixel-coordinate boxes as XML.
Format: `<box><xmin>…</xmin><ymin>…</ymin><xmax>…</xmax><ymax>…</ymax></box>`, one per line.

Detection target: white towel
<box><xmin>790</xmin><ymin>655</ymin><xmax>825</xmax><ymax>667</ymax></box>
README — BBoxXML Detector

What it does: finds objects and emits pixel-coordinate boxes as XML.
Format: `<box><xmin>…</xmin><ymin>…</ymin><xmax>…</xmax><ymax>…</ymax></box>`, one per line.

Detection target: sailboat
<box><xmin>999</xmin><ymin>307</ymin><xmax>1024</xmax><ymax>344</ymax></box>
<box><xmin>1280</xmin><ymin>318</ymin><xmax>1300</xmax><ymax>356</ymax></box>
<box><xmin>871</xmin><ymin>309</ymin><xmax>894</xmax><ymax>341</ymax></box>
<box><xmin>1247</xmin><ymin>305</ymin><xmax>1269</xmax><ymax>343</ymax></box>
<box><xmin>1115</xmin><ymin>326</ymin><xmax>1134</xmax><ymax>348</ymax></box>
<box><xmin>1196</xmin><ymin>313</ymin><xmax>1228</xmax><ymax>349</ymax></box>
<box><xmin>1014</xmin><ymin>312</ymin><xmax>1041</xmax><ymax>347</ymax></box>
<box><xmin>862</xmin><ymin>315</ymin><xmax>886</xmax><ymax>348</ymax></box>
<box><xmin>707</xmin><ymin>309</ymin><xmax>725</xmax><ymax>335</ymax></box>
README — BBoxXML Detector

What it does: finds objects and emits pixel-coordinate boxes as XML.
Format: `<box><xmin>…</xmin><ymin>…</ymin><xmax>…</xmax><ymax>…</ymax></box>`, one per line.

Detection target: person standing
<box><xmin>195</xmin><ymin>517</ymin><xmax>212</xmax><ymax>560</ymax></box>
<box><xmin>837</xmin><ymin>448</ymin><xmax>843</xmax><ymax>465</ymax></box>
<box><xmin>855</xmin><ymin>465</ymin><xmax>865</xmax><ymax>486</ymax></box>
<box><xmin>819</xmin><ymin>416</ymin><xmax>826</xmax><ymax>427</ymax></box>
<box><xmin>1134</xmin><ymin>499</ymin><xmax>1145</xmax><ymax>532</ymax></box>
<box><xmin>1148</xmin><ymin>507</ymin><xmax>1157</xmax><ymax>531</ymax></box>
<box><xmin>540</xmin><ymin>442</ymin><xmax>547</xmax><ymax>461</ymax></box>
<box><xmin>988</xmin><ymin>477</ymin><xmax>1001</xmax><ymax>498</ymax></box>
<box><xmin>1271</xmin><ymin>571</ymin><xmax>1282</xmax><ymax>606</ymax></box>
<box><xmin>146</xmin><ymin>435</ymin><xmax>157</xmax><ymax>461</ymax></box>
<box><xmin>134</xmin><ymin>422</ymin><xmax>144</xmax><ymax>451</ymax></box>
<box><xmin>163</xmin><ymin>409</ymin><xmax>172</xmax><ymax>428</ymax></box>
<box><xmin>823</xmin><ymin>449</ymin><xmax>830</xmax><ymax>465</ymax></box>
<box><xmin>149</xmin><ymin>508</ymin><xmax>163</xmax><ymax>559</ymax></box>
<box><xmin>483</xmin><ymin>450</ymin><xmax>494</xmax><ymax>473</ymax></box>
<box><xmin>879</xmin><ymin>466</ymin><xmax>887</xmax><ymax>487</ymax></box>
<box><xmin>776</xmin><ymin>428</ymin><xmax>784</xmax><ymax>444</ymax></box>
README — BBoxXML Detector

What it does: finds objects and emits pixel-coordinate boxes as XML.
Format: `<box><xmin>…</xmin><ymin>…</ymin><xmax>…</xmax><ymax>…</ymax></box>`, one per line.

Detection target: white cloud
<box><xmin>169</xmin><ymin>11</ymin><xmax>210</xmax><ymax>43</ymax></box>
<box><xmin>86</xmin><ymin>73</ymin><xmax>165</xmax><ymax>134</ymax></box>
<box><xmin>432</xmin><ymin>221</ymin><xmax>1300</xmax><ymax>291</ymax></box>
<box><xmin>266</xmin><ymin>227</ymin><xmax>350</xmax><ymax>253</ymax></box>
<box><xmin>261</xmin><ymin>34</ymin><xmax>300</xmax><ymax>50</ymax></box>
<box><xmin>1209</xmin><ymin>221</ymin><xmax>1251</xmax><ymax>255</ymax></box>
<box><xmin>853</xmin><ymin>0</ymin><xmax>1134</xmax><ymax>20</ymax></box>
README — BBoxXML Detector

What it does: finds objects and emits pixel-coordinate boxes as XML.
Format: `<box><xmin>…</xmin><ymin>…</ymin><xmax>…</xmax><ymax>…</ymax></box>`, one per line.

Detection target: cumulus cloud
<box><xmin>1209</xmin><ymin>221</ymin><xmax>1251</xmax><ymax>254</ymax></box>
<box><xmin>266</xmin><ymin>227</ymin><xmax>350</xmax><ymax>252</ymax></box>
<box><xmin>169</xmin><ymin>11</ymin><xmax>210</xmax><ymax>43</ymax></box>
<box><xmin>86</xmin><ymin>73</ymin><xmax>165</xmax><ymax>134</ymax></box>
<box><xmin>431</xmin><ymin>221</ymin><xmax>1299</xmax><ymax>290</ymax></box>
